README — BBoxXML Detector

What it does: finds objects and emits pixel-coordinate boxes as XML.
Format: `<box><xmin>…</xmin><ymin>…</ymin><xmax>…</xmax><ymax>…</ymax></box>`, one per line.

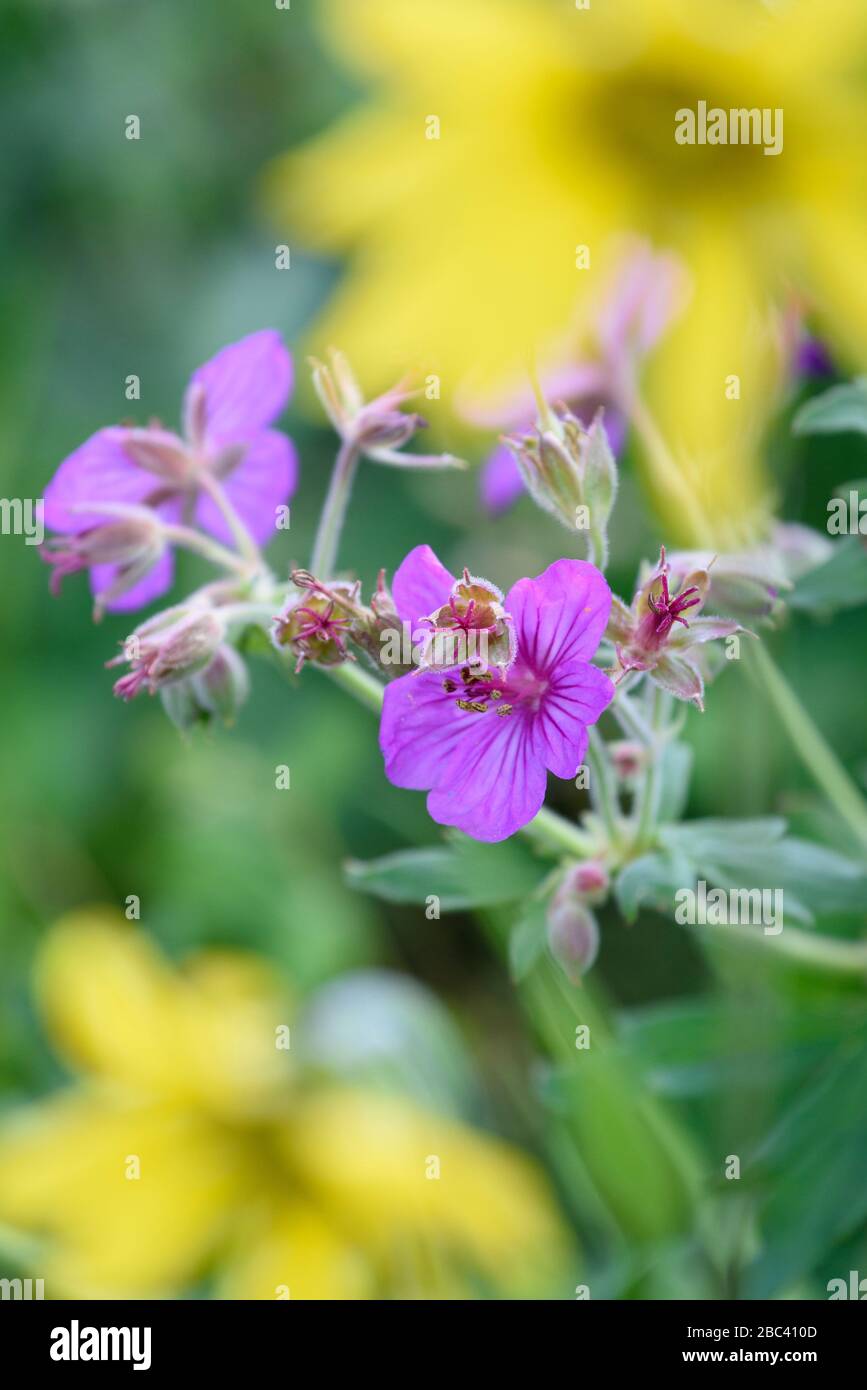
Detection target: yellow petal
<box><xmin>282</xmin><ymin>1090</ymin><xmax>570</xmax><ymax>1297</ymax></box>
<box><xmin>0</xmin><ymin>1091</ymin><xmax>249</xmax><ymax>1297</ymax></box>
<box><xmin>35</xmin><ymin>912</ymin><xmax>291</xmax><ymax>1119</ymax></box>
<box><xmin>219</xmin><ymin>1198</ymin><xmax>371</xmax><ymax>1301</ymax></box>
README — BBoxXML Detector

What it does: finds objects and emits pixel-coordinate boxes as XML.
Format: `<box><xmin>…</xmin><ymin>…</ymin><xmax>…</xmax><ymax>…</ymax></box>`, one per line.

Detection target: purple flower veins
<box><xmin>380</xmin><ymin>546</ymin><xmax>615</xmax><ymax>842</ymax></box>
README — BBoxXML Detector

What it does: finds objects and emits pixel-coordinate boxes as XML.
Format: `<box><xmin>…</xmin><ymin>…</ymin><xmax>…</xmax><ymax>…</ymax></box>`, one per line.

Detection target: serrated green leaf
<box><xmin>789</xmin><ymin>538</ymin><xmax>867</xmax><ymax>615</ymax></box>
<box><xmin>345</xmin><ymin>839</ymin><xmax>546</xmax><ymax>910</ymax></box>
<box><xmin>508</xmin><ymin>899</ymin><xmax>548</xmax><ymax>982</ymax></box>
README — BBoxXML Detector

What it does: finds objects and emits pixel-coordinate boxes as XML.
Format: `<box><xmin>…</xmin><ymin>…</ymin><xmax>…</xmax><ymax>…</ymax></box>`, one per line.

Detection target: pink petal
<box><xmin>507</xmin><ymin>559</ymin><xmax>612</xmax><ymax>673</ymax></box>
<box><xmin>89</xmin><ymin>498</ymin><xmax>183</xmax><ymax>614</ymax></box>
<box><xmin>91</xmin><ymin>546</ymin><xmax>175</xmax><ymax>614</ymax></box>
<box><xmin>391</xmin><ymin>545</ymin><xmax>455</xmax><ymax>631</ymax></box>
<box><xmin>530</xmin><ymin>660</ymin><xmax>614</xmax><ymax>778</ymax></box>
<box><xmin>196</xmin><ymin>430</ymin><xmax>298</xmax><ymax>547</ymax></box>
<box><xmin>380</xmin><ymin>670</ymin><xmax>546</xmax><ymax>843</ymax></box>
<box><xmin>43</xmin><ymin>429</ymin><xmax>156</xmax><ymax>533</ymax></box>
<box><xmin>427</xmin><ymin>712</ymin><xmax>547</xmax><ymax>842</ymax></box>
<box><xmin>186</xmin><ymin>330</ymin><xmax>293</xmax><ymax>447</ymax></box>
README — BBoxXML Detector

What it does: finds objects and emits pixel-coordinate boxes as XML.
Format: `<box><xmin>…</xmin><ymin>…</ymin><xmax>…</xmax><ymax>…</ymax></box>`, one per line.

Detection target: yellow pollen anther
<box><xmin>496</xmin><ymin>704</ymin><xmax>514</xmax><ymax>716</ymax></box>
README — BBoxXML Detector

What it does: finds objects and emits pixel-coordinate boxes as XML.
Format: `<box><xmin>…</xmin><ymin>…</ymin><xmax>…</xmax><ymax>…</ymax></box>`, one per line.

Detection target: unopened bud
<box><xmin>608</xmin><ymin>740</ymin><xmax>646</xmax><ymax>783</ymax></box>
<box><xmin>108</xmin><ymin>607</ymin><xmax>225</xmax><ymax>701</ymax></box>
<box><xmin>546</xmin><ymin>896</ymin><xmax>600</xmax><ymax>983</ymax></box>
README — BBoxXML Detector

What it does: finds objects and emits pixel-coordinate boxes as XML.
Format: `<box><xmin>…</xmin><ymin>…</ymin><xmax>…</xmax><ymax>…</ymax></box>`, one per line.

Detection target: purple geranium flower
<box><xmin>380</xmin><ymin>546</ymin><xmax>614</xmax><ymax>842</ymax></box>
<box><xmin>43</xmin><ymin>330</ymin><xmax>297</xmax><ymax>612</ymax></box>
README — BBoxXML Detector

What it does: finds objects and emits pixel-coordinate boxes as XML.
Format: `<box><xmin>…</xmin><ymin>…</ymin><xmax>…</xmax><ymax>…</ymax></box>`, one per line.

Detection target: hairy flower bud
<box><xmin>310</xmin><ymin>349</ymin><xmax>464</xmax><ymax>470</ymax></box>
<box><xmin>161</xmin><ymin>644</ymin><xmax>250</xmax><ymax>731</ymax></box>
<box><xmin>546</xmin><ymin>894</ymin><xmax>600</xmax><ymax>983</ymax></box>
<box><xmin>108</xmin><ymin>607</ymin><xmax>226</xmax><ymax>701</ymax></box>
<box><xmin>505</xmin><ymin>403</ymin><xmax>618</xmax><ymax>566</ymax></box>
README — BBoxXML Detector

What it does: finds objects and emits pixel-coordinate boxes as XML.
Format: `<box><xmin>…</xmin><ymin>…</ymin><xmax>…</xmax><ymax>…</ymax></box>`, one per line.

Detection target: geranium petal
<box><xmin>380</xmin><ymin>668</ymin><xmax>471</xmax><ymax>791</ymax></box>
<box><xmin>427</xmin><ymin>709</ymin><xmax>547</xmax><ymax>842</ymax></box>
<box><xmin>530</xmin><ymin>660</ymin><xmax>614</xmax><ymax>778</ymax></box>
<box><xmin>196</xmin><ymin>430</ymin><xmax>298</xmax><ymax>547</ymax></box>
<box><xmin>89</xmin><ymin>497</ymin><xmax>182</xmax><ymax>614</ymax></box>
<box><xmin>187</xmin><ymin>330</ymin><xmax>293</xmax><ymax>446</ymax></box>
<box><xmin>90</xmin><ymin>546</ymin><xmax>174</xmax><ymax>614</ymax></box>
<box><xmin>507</xmin><ymin>558</ymin><xmax>611</xmax><ymax>672</ymax></box>
<box><xmin>43</xmin><ymin>428</ymin><xmax>156</xmax><ymax>533</ymax></box>
<box><xmin>391</xmin><ymin>544</ymin><xmax>455</xmax><ymax>630</ymax></box>
<box><xmin>380</xmin><ymin>669</ymin><xmax>546</xmax><ymax>842</ymax></box>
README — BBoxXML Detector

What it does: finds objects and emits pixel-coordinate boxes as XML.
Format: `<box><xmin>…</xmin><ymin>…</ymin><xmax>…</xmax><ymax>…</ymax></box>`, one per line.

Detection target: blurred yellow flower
<box><xmin>269</xmin><ymin>0</ymin><xmax>867</xmax><ymax>544</ymax></box>
<box><xmin>0</xmin><ymin>912</ymin><xmax>568</xmax><ymax>1299</ymax></box>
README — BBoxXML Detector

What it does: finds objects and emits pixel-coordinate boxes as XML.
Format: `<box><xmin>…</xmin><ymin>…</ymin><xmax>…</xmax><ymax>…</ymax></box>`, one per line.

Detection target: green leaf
<box><xmin>345</xmin><ymin>839</ymin><xmax>546</xmax><ymax>910</ymax></box>
<box><xmin>618</xmin><ymin>999</ymin><xmax>862</xmax><ymax>1100</ymax></box>
<box><xmin>789</xmin><ymin>538</ymin><xmax>867</xmax><ymax>615</ymax></box>
<box><xmin>615</xmin><ymin>851</ymin><xmax>696</xmax><ymax>923</ymax></box>
<box><xmin>743</xmin><ymin>1043</ymin><xmax>867</xmax><ymax>1296</ymax></box>
<box><xmin>656</xmin><ymin>740</ymin><xmax>693</xmax><ymax>823</ymax></box>
<box><xmin>793</xmin><ymin>379</ymin><xmax>867</xmax><ymax>436</ymax></box>
<box><xmin>508</xmin><ymin>899</ymin><xmax>548</xmax><ymax>982</ymax></box>
<box><xmin>661</xmin><ymin>818</ymin><xmax>787</xmax><ymax>858</ymax></box>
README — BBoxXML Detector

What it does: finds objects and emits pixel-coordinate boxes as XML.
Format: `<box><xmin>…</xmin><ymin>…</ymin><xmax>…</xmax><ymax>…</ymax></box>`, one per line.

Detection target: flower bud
<box><xmin>608</xmin><ymin>740</ymin><xmax>646</xmax><ymax>784</ymax></box>
<box><xmin>310</xmin><ymin>349</ymin><xmax>464</xmax><ymax>470</ymax></box>
<box><xmin>505</xmin><ymin>402</ymin><xmax>618</xmax><ymax>565</ymax></box>
<box><xmin>546</xmin><ymin>895</ymin><xmax>600</xmax><ymax>984</ymax></box>
<box><xmin>108</xmin><ymin>607</ymin><xmax>225</xmax><ymax>701</ymax></box>
<box><xmin>191</xmin><ymin>644</ymin><xmax>250</xmax><ymax>725</ymax></box>
<box><xmin>564</xmin><ymin>859</ymin><xmax>610</xmax><ymax>904</ymax></box>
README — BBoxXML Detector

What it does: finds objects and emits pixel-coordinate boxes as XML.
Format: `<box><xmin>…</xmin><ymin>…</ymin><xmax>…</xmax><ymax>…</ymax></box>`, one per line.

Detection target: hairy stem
<box><xmin>632</xmin><ymin>684</ymin><xmax>668</xmax><ymax>851</ymax></box>
<box><xmin>196</xmin><ymin>471</ymin><xmax>263</xmax><ymax>566</ymax></box>
<box><xmin>586</xmin><ymin>726</ymin><xmax>621</xmax><ymax>846</ymax></box>
<box><xmin>162</xmin><ymin>523</ymin><xmax>252</xmax><ymax>576</ymax></box>
<box><xmin>747</xmin><ymin>643</ymin><xmax>867</xmax><ymax>852</ymax></box>
<box><xmin>310</xmin><ymin>436</ymin><xmax>360</xmax><ymax>578</ymax></box>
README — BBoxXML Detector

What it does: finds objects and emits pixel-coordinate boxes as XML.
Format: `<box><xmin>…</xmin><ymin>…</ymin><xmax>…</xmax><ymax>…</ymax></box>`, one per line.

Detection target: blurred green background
<box><xmin>1</xmin><ymin>0</ymin><xmax>866</xmax><ymax>1300</ymax></box>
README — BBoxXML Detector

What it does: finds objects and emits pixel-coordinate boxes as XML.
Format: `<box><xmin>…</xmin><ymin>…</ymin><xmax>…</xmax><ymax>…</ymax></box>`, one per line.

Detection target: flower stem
<box><xmin>196</xmin><ymin>471</ymin><xmax>263</xmax><ymax>567</ymax></box>
<box><xmin>632</xmin><ymin>683</ymin><xmax>668</xmax><ymax>851</ymax></box>
<box><xmin>707</xmin><ymin>919</ymin><xmax>867</xmax><ymax>980</ymax></box>
<box><xmin>310</xmin><ymin>437</ymin><xmax>360</xmax><ymax>578</ymax></box>
<box><xmin>747</xmin><ymin>643</ymin><xmax>867</xmax><ymax>852</ymax></box>
<box><xmin>162</xmin><ymin>524</ymin><xmax>252</xmax><ymax>575</ymax></box>
<box><xmin>586</xmin><ymin>726</ymin><xmax>621</xmax><ymax>846</ymax></box>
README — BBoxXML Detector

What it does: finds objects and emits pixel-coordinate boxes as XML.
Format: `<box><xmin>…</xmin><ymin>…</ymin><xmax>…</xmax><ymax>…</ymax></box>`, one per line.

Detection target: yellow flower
<box><xmin>0</xmin><ymin>912</ymin><xmax>568</xmax><ymax>1299</ymax></box>
<box><xmin>268</xmin><ymin>0</ymin><xmax>867</xmax><ymax>544</ymax></box>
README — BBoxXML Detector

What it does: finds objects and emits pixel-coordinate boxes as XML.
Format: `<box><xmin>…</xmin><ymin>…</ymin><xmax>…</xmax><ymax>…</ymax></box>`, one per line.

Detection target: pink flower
<box><xmin>43</xmin><ymin>330</ymin><xmax>297</xmax><ymax>612</ymax></box>
<box><xmin>380</xmin><ymin>547</ymin><xmax>614</xmax><ymax>842</ymax></box>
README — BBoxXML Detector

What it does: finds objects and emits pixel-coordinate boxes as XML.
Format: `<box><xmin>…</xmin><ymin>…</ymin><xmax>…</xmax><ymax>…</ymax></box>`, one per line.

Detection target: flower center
<box><xmin>442</xmin><ymin>664</ymin><xmax>548</xmax><ymax>718</ymax></box>
<box><xmin>583</xmin><ymin>65</ymin><xmax>785</xmax><ymax>195</ymax></box>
